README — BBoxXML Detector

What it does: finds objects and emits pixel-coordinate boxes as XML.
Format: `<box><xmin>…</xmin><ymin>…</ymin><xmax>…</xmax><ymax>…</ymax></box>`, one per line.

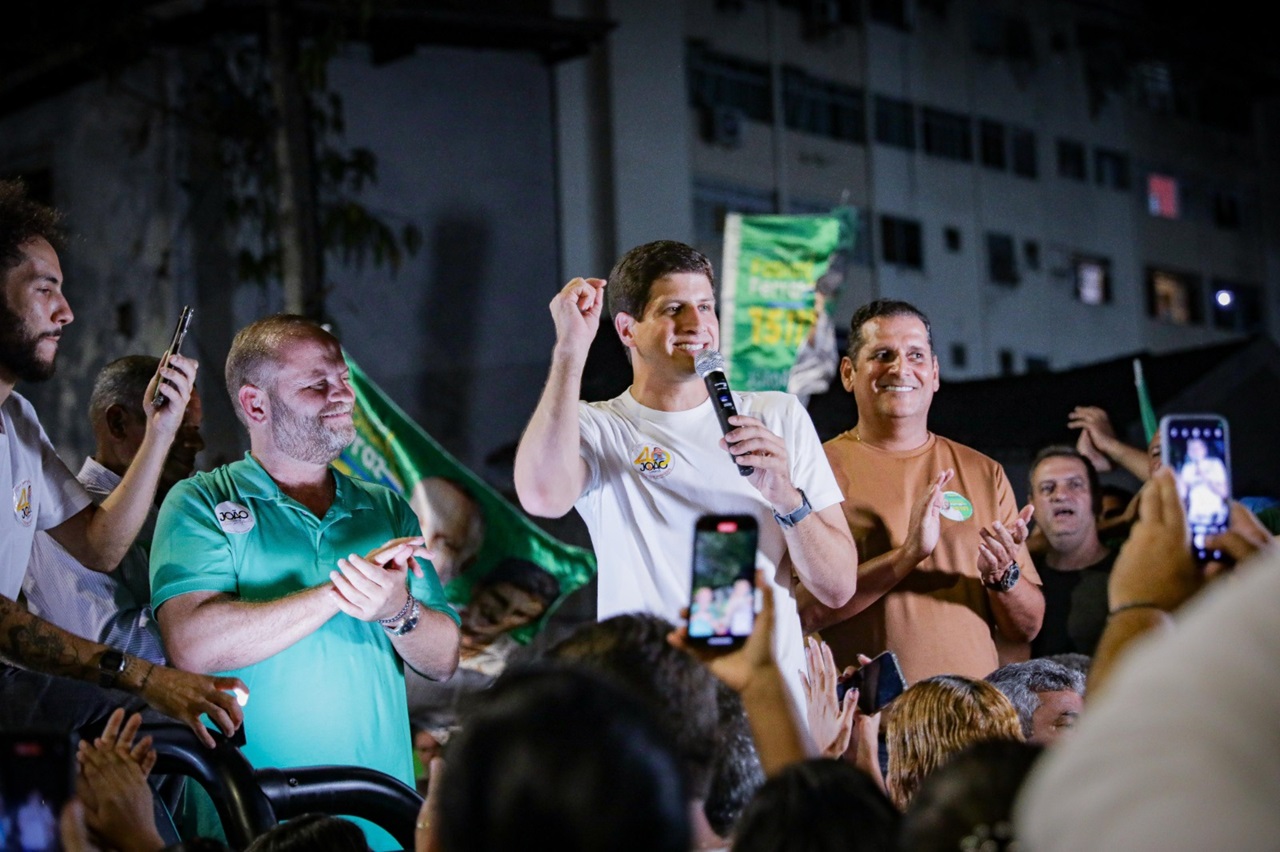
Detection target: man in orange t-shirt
<box><xmin>796</xmin><ymin>300</ymin><xmax>1044</xmax><ymax>683</ymax></box>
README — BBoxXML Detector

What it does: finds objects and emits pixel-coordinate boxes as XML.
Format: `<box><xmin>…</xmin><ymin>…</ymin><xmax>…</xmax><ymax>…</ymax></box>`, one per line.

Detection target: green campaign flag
<box><xmin>1133</xmin><ymin>358</ymin><xmax>1159</xmax><ymax>443</ymax></box>
<box><xmin>333</xmin><ymin>355</ymin><xmax>596</xmax><ymax>644</ymax></box>
<box><xmin>719</xmin><ymin>210</ymin><xmax>853</xmax><ymax>390</ymax></box>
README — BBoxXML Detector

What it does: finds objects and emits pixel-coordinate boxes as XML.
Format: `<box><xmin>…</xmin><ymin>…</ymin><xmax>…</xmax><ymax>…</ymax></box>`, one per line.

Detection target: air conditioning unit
<box><xmin>702</xmin><ymin>105</ymin><xmax>745</xmax><ymax>149</ymax></box>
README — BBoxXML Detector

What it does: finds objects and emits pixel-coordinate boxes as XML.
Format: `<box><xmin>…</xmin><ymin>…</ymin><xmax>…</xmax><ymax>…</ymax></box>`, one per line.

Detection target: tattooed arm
<box><xmin>0</xmin><ymin>596</ymin><xmax>248</xmax><ymax>748</ymax></box>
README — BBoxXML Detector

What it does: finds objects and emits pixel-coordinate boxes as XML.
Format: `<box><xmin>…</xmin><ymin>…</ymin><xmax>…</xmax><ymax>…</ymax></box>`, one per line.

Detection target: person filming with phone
<box><xmin>514</xmin><ymin>240</ymin><xmax>857</xmax><ymax>714</ymax></box>
<box><xmin>0</xmin><ymin>178</ymin><xmax>245</xmax><ymax>748</ymax></box>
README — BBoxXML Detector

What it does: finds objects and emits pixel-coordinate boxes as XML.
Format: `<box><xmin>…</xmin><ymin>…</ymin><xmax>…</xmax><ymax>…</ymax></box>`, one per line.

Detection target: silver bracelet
<box><xmin>387</xmin><ymin>597</ymin><xmax>422</xmax><ymax>636</ymax></box>
<box><xmin>377</xmin><ymin>592</ymin><xmax>413</xmax><ymax>625</ymax></box>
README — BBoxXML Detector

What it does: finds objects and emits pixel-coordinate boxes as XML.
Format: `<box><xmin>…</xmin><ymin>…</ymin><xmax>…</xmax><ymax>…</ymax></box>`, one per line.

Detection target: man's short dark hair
<box><xmin>437</xmin><ymin>665</ymin><xmax>689</xmax><ymax>852</ymax></box>
<box><xmin>547</xmin><ymin>613</ymin><xmax>720</xmax><ymax>802</ymax></box>
<box><xmin>1029</xmin><ymin>445</ymin><xmax>1102</xmax><ymax>516</ymax></box>
<box><xmin>846</xmin><ymin>299</ymin><xmax>933</xmax><ymax>360</ymax></box>
<box><xmin>607</xmin><ymin>240</ymin><xmax>714</xmax><ymax>319</ymax></box>
<box><xmin>0</xmin><ymin>178</ymin><xmax>64</xmax><ymax>277</ymax></box>
<box><xmin>985</xmin><ymin>659</ymin><xmax>1085</xmax><ymax>740</ymax></box>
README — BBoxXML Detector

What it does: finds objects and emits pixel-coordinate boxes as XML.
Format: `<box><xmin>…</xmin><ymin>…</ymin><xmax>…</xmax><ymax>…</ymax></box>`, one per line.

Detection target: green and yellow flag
<box><xmin>333</xmin><ymin>355</ymin><xmax>596</xmax><ymax>643</ymax></box>
<box><xmin>719</xmin><ymin>209</ymin><xmax>854</xmax><ymax>390</ymax></box>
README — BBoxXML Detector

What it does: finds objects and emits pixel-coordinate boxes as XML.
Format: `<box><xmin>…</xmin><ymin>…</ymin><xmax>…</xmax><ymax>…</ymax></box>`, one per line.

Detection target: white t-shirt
<box><xmin>575</xmin><ymin>388</ymin><xmax>845</xmax><ymax>711</ymax></box>
<box><xmin>1</xmin><ymin>392</ymin><xmax>92</xmax><ymax>600</ymax></box>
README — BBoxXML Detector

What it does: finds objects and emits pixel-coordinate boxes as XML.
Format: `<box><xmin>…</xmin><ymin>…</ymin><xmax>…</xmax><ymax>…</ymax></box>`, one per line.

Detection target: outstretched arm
<box><xmin>0</xmin><ymin>596</ymin><xmax>245</xmax><ymax>748</ymax></box>
<box><xmin>48</xmin><ymin>355</ymin><xmax>199</xmax><ymax>572</ymax></box>
<box><xmin>514</xmin><ymin>277</ymin><xmax>605</xmax><ymax>518</ymax></box>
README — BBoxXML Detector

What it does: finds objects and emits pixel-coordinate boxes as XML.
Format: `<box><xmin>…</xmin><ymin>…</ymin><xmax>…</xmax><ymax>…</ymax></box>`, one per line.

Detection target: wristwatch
<box><xmin>983</xmin><ymin>561</ymin><xmax>1021</xmax><ymax>593</ymax></box>
<box><xmin>98</xmin><ymin>649</ymin><xmax>127</xmax><ymax>689</ymax></box>
<box><xmin>773</xmin><ymin>490</ymin><xmax>812</xmax><ymax>528</ymax></box>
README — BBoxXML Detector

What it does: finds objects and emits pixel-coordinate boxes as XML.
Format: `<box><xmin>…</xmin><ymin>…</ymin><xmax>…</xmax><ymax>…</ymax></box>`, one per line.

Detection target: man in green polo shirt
<box><xmin>150</xmin><ymin>315</ymin><xmax>460</xmax><ymax>850</ymax></box>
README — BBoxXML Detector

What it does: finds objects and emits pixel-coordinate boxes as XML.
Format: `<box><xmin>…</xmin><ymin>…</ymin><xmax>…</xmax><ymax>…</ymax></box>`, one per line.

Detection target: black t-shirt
<box><xmin>1031</xmin><ymin>549</ymin><xmax>1117</xmax><ymax>658</ymax></box>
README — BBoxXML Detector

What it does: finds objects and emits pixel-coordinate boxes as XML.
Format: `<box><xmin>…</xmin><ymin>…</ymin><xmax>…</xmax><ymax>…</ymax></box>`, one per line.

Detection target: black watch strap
<box><xmin>98</xmin><ymin>649</ymin><xmax>127</xmax><ymax>689</ymax></box>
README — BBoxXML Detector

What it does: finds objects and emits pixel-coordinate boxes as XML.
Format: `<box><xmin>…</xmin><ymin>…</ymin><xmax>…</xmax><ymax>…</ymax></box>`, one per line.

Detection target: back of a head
<box><xmin>245</xmin><ymin>814</ymin><xmax>369</xmax><ymax>852</ymax></box>
<box><xmin>898</xmin><ymin>740</ymin><xmax>1044</xmax><ymax>852</ymax></box>
<box><xmin>886</xmin><ymin>675</ymin><xmax>1024</xmax><ymax>810</ymax></box>
<box><xmin>437</xmin><ymin>664</ymin><xmax>690</xmax><ymax>852</ymax></box>
<box><xmin>730</xmin><ymin>758</ymin><xmax>899</xmax><ymax>852</ymax></box>
<box><xmin>547</xmin><ymin>613</ymin><xmax>720</xmax><ymax>801</ymax></box>
<box><xmin>705</xmin><ymin>679</ymin><xmax>766</xmax><ymax>838</ymax></box>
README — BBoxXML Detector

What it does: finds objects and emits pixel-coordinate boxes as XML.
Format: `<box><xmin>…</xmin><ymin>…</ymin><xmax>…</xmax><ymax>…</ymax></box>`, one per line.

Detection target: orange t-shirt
<box><xmin>819</xmin><ymin>431</ymin><xmax>1038</xmax><ymax>684</ymax></box>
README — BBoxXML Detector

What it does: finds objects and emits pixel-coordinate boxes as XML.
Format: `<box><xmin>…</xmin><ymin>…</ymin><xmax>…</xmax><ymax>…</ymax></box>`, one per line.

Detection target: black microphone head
<box><xmin>693</xmin><ymin>349</ymin><xmax>727</xmax><ymax>379</ymax></box>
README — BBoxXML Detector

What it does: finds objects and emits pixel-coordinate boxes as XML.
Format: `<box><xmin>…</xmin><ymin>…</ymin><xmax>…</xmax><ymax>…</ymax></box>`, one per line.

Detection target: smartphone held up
<box><xmin>688</xmin><ymin>514</ymin><xmax>759</xmax><ymax>649</ymax></box>
<box><xmin>1159</xmin><ymin>413</ymin><xmax>1232</xmax><ymax>562</ymax></box>
<box><xmin>836</xmin><ymin>650</ymin><xmax>907</xmax><ymax>715</ymax></box>
<box><xmin>153</xmin><ymin>305</ymin><xmax>194</xmax><ymax>409</ymax></box>
<box><xmin>0</xmin><ymin>730</ymin><xmax>74</xmax><ymax>852</ymax></box>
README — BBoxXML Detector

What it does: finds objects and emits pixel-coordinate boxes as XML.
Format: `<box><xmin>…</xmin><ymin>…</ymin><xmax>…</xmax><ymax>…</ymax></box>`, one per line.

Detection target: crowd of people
<box><xmin>2</xmin><ymin>175</ymin><xmax>1277</xmax><ymax>852</ymax></box>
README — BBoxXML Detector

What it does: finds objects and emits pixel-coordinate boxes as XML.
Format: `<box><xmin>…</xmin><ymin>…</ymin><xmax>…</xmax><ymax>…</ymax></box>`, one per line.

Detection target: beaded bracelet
<box><xmin>378</xmin><ymin>592</ymin><xmax>413</xmax><ymax>625</ymax></box>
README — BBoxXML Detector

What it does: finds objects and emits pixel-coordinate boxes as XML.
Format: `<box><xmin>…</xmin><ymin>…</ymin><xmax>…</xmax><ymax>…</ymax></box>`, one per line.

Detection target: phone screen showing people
<box><xmin>689</xmin><ymin>515</ymin><xmax>759</xmax><ymax>648</ymax></box>
<box><xmin>1161</xmin><ymin>414</ymin><xmax>1231</xmax><ymax>562</ymax></box>
<box><xmin>0</xmin><ymin>731</ymin><xmax>74</xmax><ymax>852</ymax></box>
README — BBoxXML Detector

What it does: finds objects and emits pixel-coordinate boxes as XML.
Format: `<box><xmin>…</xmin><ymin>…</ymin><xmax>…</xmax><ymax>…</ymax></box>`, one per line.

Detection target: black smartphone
<box><xmin>0</xmin><ymin>730</ymin><xmax>75</xmax><ymax>851</ymax></box>
<box><xmin>153</xmin><ymin>305</ymin><xmax>194</xmax><ymax>408</ymax></box>
<box><xmin>688</xmin><ymin>514</ymin><xmax>759</xmax><ymax>648</ymax></box>
<box><xmin>836</xmin><ymin>650</ymin><xmax>907</xmax><ymax>715</ymax></box>
<box><xmin>1160</xmin><ymin>413</ymin><xmax>1232</xmax><ymax>562</ymax></box>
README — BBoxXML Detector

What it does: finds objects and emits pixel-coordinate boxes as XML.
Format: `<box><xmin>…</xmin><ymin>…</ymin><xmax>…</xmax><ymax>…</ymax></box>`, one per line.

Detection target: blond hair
<box><xmin>224</xmin><ymin>314</ymin><xmax>334</xmax><ymax>425</ymax></box>
<box><xmin>885</xmin><ymin>674</ymin><xmax>1023</xmax><ymax>810</ymax></box>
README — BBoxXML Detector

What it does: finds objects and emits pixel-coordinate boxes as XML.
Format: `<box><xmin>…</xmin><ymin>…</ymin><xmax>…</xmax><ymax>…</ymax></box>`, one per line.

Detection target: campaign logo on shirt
<box><xmin>215</xmin><ymin>501</ymin><xmax>255</xmax><ymax>534</ymax></box>
<box><xmin>940</xmin><ymin>490</ymin><xmax>974</xmax><ymax>522</ymax></box>
<box><xmin>13</xmin><ymin>479</ymin><xmax>33</xmax><ymax>527</ymax></box>
<box><xmin>630</xmin><ymin>442</ymin><xmax>674</xmax><ymax>480</ymax></box>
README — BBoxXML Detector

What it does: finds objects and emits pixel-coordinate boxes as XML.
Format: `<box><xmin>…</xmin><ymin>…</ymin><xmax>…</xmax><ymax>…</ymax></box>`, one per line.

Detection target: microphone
<box><xmin>694</xmin><ymin>349</ymin><xmax>753</xmax><ymax>477</ymax></box>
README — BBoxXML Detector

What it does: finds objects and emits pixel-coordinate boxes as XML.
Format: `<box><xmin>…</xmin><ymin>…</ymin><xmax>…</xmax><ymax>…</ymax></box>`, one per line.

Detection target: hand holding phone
<box><xmin>1160</xmin><ymin>414</ymin><xmax>1232</xmax><ymax>562</ymax></box>
<box><xmin>153</xmin><ymin>305</ymin><xmax>193</xmax><ymax>409</ymax></box>
<box><xmin>836</xmin><ymin>650</ymin><xmax>907</xmax><ymax>715</ymax></box>
<box><xmin>688</xmin><ymin>515</ymin><xmax>759</xmax><ymax>649</ymax></box>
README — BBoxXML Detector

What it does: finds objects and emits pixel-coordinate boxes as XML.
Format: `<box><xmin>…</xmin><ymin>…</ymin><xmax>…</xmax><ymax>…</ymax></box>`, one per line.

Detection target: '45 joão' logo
<box><xmin>630</xmin><ymin>443</ymin><xmax>675</xmax><ymax>480</ymax></box>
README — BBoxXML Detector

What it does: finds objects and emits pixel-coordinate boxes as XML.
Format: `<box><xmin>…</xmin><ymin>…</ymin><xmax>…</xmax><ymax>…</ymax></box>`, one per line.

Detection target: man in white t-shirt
<box><xmin>514</xmin><ymin>240</ymin><xmax>858</xmax><ymax>709</ymax></box>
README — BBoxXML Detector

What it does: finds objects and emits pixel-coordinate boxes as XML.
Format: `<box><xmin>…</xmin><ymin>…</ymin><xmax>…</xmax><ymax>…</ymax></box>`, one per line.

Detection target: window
<box><xmin>686</xmin><ymin>42</ymin><xmax>772</xmax><ymax>122</ymax></box>
<box><xmin>874</xmin><ymin>96</ymin><xmax>916</xmax><ymax>150</ymax></box>
<box><xmin>1212</xmin><ymin>191</ymin><xmax>1241</xmax><ymax>230</ymax></box>
<box><xmin>1025</xmin><ymin>355</ymin><xmax>1051</xmax><ymax>374</ymax></box>
<box><xmin>1146</xmin><ymin>268</ymin><xmax>1202</xmax><ymax>325</ymax></box>
<box><xmin>1075</xmin><ymin>256</ymin><xmax>1112</xmax><ymax>305</ymax></box>
<box><xmin>944</xmin><ymin>227</ymin><xmax>962</xmax><ymax>252</ymax></box>
<box><xmin>950</xmin><ymin>342</ymin><xmax>968</xmax><ymax>369</ymax></box>
<box><xmin>1056</xmin><ymin>139</ymin><xmax>1087</xmax><ymax>181</ymax></box>
<box><xmin>1137</xmin><ymin>61</ymin><xmax>1174</xmax><ymax>114</ymax></box>
<box><xmin>1210</xmin><ymin>281</ymin><xmax>1264</xmax><ymax>333</ymax></box>
<box><xmin>986</xmin><ymin>232</ymin><xmax>1018</xmax><ymax>285</ymax></box>
<box><xmin>880</xmin><ymin>215</ymin><xmax>923</xmax><ymax>269</ymax></box>
<box><xmin>1023</xmin><ymin>240</ymin><xmax>1040</xmax><ymax>270</ymax></box>
<box><xmin>979</xmin><ymin>120</ymin><xmax>1006</xmax><ymax>170</ymax></box>
<box><xmin>1010</xmin><ymin>128</ymin><xmax>1037</xmax><ymax>178</ymax></box>
<box><xmin>1147</xmin><ymin>173</ymin><xmax>1180</xmax><ymax>218</ymax></box>
<box><xmin>1094</xmin><ymin>148</ymin><xmax>1130</xmax><ymax>191</ymax></box>
<box><xmin>783</xmin><ymin>68</ymin><xmax>865</xmax><ymax>143</ymax></box>
<box><xmin>998</xmin><ymin>349</ymin><xmax>1016</xmax><ymax>376</ymax></box>
<box><xmin>922</xmin><ymin>108</ymin><xmax>973</xmax><ymax>161</ymax></box>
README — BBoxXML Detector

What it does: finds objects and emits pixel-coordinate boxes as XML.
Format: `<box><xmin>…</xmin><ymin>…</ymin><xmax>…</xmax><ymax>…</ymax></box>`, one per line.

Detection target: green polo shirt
<box><xmin>151</xmin><ymin>454</ymin><xmax>458</xmax><ymax>850</ymax></box>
